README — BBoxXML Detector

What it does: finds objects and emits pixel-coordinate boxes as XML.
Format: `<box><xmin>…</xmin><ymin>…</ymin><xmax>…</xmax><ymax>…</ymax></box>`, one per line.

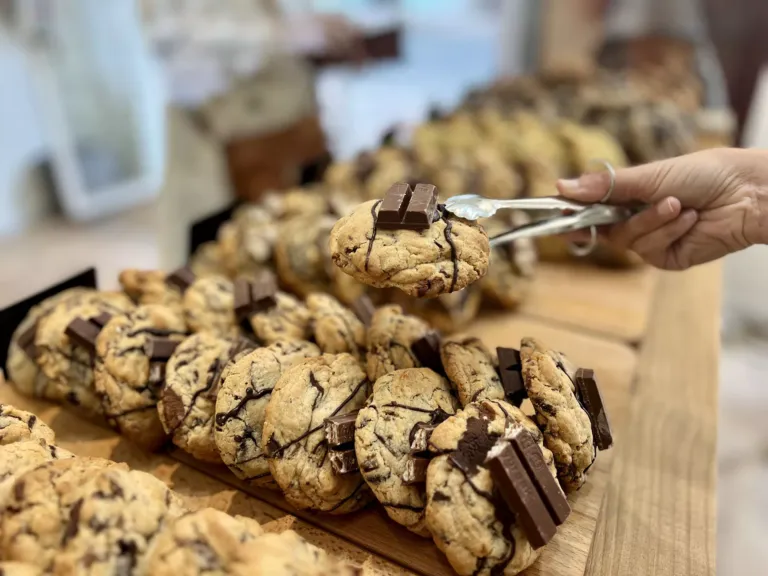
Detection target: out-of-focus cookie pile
<box><xmin>187</xmin><ymin>70</ymin><xmax>701</xmax><ymax>331</ymax></box>
<box><xmin>0</xmin><ymin>401</ymin><xmax>359</xmax><ymax>575</ymax></box>
<box><xmin>4</xmin><ymin>272</ymin><xmax>613</xmax><ymax>575</ymax></box>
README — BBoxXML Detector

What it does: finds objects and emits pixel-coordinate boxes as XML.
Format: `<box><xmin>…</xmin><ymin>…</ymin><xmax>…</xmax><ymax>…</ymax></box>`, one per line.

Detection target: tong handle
<box><xmin>486</xmin><ymin>196</ymin><xmax>591</xmax><ymax>212</ymax></box>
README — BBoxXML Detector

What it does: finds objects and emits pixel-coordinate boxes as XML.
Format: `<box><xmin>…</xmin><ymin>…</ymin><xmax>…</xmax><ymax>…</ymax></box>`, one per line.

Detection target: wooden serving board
<box><xmin>0</xmin><ymin>318</ymin><xmax>636</xmax><ymax>576</ymax></box>
<box><xmin>516</xmin><ymin>262</ymin><xmax>659</xmax><ymax>344</ymax></box>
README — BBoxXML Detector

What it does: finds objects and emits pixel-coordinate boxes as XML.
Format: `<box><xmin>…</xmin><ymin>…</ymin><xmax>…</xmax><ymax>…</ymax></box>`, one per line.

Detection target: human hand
<box><xmin>557</xmin><ymin>148</ymin><xmax>768</xmax><ymax>270</ymax></box>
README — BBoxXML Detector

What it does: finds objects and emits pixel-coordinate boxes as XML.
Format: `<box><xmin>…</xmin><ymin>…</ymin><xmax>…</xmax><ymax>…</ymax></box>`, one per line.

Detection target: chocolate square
<box><xmin>497</xmin><ymin>347</ymin><xmax>526</xmax><ymax>407</ymax></box>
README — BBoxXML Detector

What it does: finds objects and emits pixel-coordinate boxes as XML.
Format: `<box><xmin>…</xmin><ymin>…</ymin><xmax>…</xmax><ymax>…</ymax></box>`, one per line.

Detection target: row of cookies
<box><xmin>0</xmin><ymin>402</ymin><xmax>355</xmax><ymax>575</ymax></box>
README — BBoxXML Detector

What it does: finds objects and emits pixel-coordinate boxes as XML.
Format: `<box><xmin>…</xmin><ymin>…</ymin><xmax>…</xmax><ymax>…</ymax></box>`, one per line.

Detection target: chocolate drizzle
<box><xmin>438</xmin><ymin>205</ymin><xmax>459</xmax><ymax>292</ymax></box>
<box><xmin>365</xmin><ymin>200</ymin><xmax>383</xmax><ymax>272</ymax></box>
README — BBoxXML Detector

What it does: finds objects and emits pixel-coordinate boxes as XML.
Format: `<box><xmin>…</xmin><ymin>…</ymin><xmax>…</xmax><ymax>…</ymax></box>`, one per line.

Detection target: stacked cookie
<box><xmin>0</xmin><ymin>401</ymin><xmax>360</xmax><ymax>575</ymax></box>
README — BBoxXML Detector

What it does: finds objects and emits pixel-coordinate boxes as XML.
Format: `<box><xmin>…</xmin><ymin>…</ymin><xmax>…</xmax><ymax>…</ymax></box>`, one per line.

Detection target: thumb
<box><xmin>557</xmin><ymin>159</ymin><xmax>675</xmax><ymax>205</ymax></box>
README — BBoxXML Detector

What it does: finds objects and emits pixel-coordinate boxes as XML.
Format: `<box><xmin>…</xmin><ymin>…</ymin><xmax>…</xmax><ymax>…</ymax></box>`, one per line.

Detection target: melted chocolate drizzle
<box><xmin>438</xmin><ymin>205</ymin><xmax>459</xmax><ymax>292</ymax></box>
<box><xmin>365</xmin><ymin>200</ymin><xmax>383</xmax><ymax>272</ymax></box>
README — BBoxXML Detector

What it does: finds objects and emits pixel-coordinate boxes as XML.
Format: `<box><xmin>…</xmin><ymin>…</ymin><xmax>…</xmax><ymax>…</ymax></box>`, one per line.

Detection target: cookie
<box><xmin>0</xmin><ymin>562</ymin><xmax>43</xmax><ymax>576</ymax></box>
<box><xmin>274</xmin><ymin>214</ymin><xmax>337</xmax><ymax>298</ymax></box>
<box><xmin>396</xmin><ymin>287</ymin><xmax>482</xmax><ymax>334</ymax></box>
<box><xmin>0</xmin><ymin>404</ymin><xmax>56</xmax><ymax>446</ymax></box>
<box><xmin>143</xmin><ymin>508</ymin><xmax>263</xmax><ymax>576</ymax></box>
<box><xmin>237</xmin><ymin>530</ymin><xmax>355</xmax><ymax>576</ymax></box>
<box><xmin>246</xmin><ymin>292</ymin><xmax>312</xmax><ymax>344</ymax></box>
<box><xmin>52</xmin><ymin>468</ymin><xmax>186</xmax><ymax>576</ymax></box>
<box><xmin>189</xmin><ymin>241</ymin><xmax>231</xmax><ymax>278</ymax></box>
<box><xmin>7</xmin><ymin>289</ymin><xmax>132</xmax><ymax>399</ymax></box>
<box><xmin>0</xmin><ymin>457</ymin><xmax>125</xmax><ymax>570</ymax></box>
<box><xmin>355</xmin><ymin>368</ymin><xmax>458</xmax><ymax>535</ymax></box>
<box><xmin>0</xmin><ymin>441</ymin><xmax>73</xmax><ymax>508</ymax></box>
<box><xmin>218</xmin><ymin>205</ymin><xmax>277</xmax><ymax>276</ymax></box>
<box><xmin>262</xmin><ymin>187</ymin><xmax>333</xmax><ymax>219</ymax></box>
<box><xmin>480</xmin><ymin>216</ymin><xmax>537</xmax><ymax>309</ymax></box>
<box><xmin>182</xmin><ymin>275</ymin><xmax>239</xmax><ymax>338</ymax></box>
<box><xmin>118</xmin><ymin>269</ymin><xmax>185</xmax><ymax>315</ymax></box>
<box><xmin>440</xmin><ymin>337</ymin><xmax>505</xmax><ymax>406</ymax></box>
<box><xmin>160</xmin><ymin>333</ymin><xmax>253</xmax><ymax>462</ymax></box>
<box><xmin>306</xmin><ymin>293</ymin><xmax>366</xmax><ymax>360</ymax></box>
<box><xmin>520</xmin><ymin>337</ymin><xmax>595</xmax><ymax>492</ymax></box>
<box><xmin>35</xmin><ymin>299</ymin><xmax>134</xmax><ymax>413</ymax></box>
<box><xmin>365</xmin><ymin>305</ymin><xmax>431</xmax><ymax>382</ymax></box>
<box><xmin>330</xmin><ymin>198</ymin><xmax>490</xmax><ymax>298</ymax></box>
<box><xmin>425</xmin><ymin>400</ymin><xmax>555</xmax><ymax>576</ymax></box>
<box><xmin>263</xmin><ymin>354</ymin><xmax>371</xmax><ymax>514</ymax></box>
<box><xmin>94</xmin><ymin>305</ymin><xmax>188</xmax><ymax>451</ymax></box>
<box><xmin>215</xmin><ymin>340</ymin><xmax>321</xmax><ymax>485</ymax></box>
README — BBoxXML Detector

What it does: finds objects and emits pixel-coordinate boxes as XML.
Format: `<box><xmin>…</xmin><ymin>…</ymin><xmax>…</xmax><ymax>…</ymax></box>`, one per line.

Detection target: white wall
<box><xmin>0</xmin><ymin>31</ymin><xmax>53</xmax><ymax>236</ymax></box>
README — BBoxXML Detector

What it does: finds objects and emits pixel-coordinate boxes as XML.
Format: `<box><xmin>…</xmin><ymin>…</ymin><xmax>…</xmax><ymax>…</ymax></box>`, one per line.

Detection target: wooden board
<box><xmin>517</xmin><ymin>262</ymin><xmax>659</xmax><ymax>344</ymax></box>
<box><xmin>585</xmin><ymin>264</ymin><xmax>720</xmax><ymax>576</ymax></box>
<box><xmin>168</xmin><ymin>318</ymin><xmax>637</xmax><ymax>576</ymax></box>
<box><xmin>0</xmin><ymin>385</ymin><xmax>411</xmax><ymax>576</ymax></box>
<box><xmin>0</xmin><ymin>318</ymin><xmax>636</xmax><ymax>576</ymax></box>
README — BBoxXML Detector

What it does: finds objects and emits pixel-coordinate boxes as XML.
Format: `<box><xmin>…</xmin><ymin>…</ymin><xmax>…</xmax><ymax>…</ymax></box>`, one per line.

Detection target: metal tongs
<box><xmin>443</xmin><ymin>161</ymin><xmax>642</xmax><ymax>256</ymax></box>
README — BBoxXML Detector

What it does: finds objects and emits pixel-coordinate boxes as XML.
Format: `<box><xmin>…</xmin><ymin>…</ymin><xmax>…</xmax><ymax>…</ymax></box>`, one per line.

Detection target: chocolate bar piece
<box><xmin>166</xmin><ymin>267</ymin><xmax>196</xmax><ymax>293</ymax></box>
<box><xmin>350</xmin><ymin>295</ymin><xmax>376</xmax><ymax>327</ymax></box>
<box><xmin>403</xmin><ymin>184</ymin><xmax>438</xmax><ymax>229</ymax></box>
<box><xmin>377</xmin><ymin>182</ymin><xmax>412</xmax><ymax>229</ymax></box>
<box><xmin>90</xmin><ymin>312</ymin><xmax>113</xmax><ymax>328</ymax></box>
<box><xmin>325</xmin><ymin>411</ymin><xmax>359</xmax><ymax>448</ymax></box>
<box><xmin>510</xmin><ymin>428</ymin><xmax>570</xmax><ymax>525</ymax></box>
<box><xmin>16</xmin><ymin>323</ymin><xmax>38</xmax><ymax>360</ymax></box>
<box><xmin>488</xmin><ymin>442</ymin><xmax>557</xmax><ymax>549</ymax></box>
<box><xmin>412</xmin><ymin>331</ymin><xmax>443</xmax><ymax>375</ymax></box>
<box><xmin>402</xmin><ymin>456</ymin><xmax>430</xmax><ymax>485</ymax></box>
<box><xmin>234</xmin><ymin>278</ymin><xmax>255</xmax><ymax>321</ymax></box>
<box><xmin>329</xmin><ymin>449</ymin><xmax>359</xmax><ymax>475</ymax></box>
<box><xmin>575</xmin><ymin>368</ymin><xmax>612</xmax><ymax>450</ymax></box>
<box><xmin>234</xmin><ymin>277</ymin><xmax>278</xmax><ymax>321</ymax></box>
<box><xmin>497</xmin><ymin>347</ymin><xmax>526</xmax><ymax>407</ymax></box>
<box><xmin>144</xmin><ymin>338</ymin><xmax>180</xmax><ymax>361</ymax></box>
<box><xmin>409</xmin><ymin>422</ymin><xmax>436</xmax><ymax>454</ymax></box>
<box><xmin>65</xmin><ymin>318</ymin><xmax>102</xmax><ymax>355</ymax></box>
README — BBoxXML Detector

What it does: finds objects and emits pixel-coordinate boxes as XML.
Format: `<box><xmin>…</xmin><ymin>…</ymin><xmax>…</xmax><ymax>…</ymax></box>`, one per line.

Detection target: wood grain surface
<box><xmin>517</xmin><ymin>262</ymin><xmax>659</xmax><ymax>344</ymax></box>
<box><xmin>585</xmin><ymin>263</ymin><xmax>720</xmax><ymax>576</ymax></box>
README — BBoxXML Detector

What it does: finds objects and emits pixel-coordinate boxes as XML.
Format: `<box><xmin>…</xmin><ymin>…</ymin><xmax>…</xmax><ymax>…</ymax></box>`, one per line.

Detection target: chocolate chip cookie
<box><xmin>119</xmin><ymin>269</ymin><xmax>185</xmax><ymax>316</ymax></box>
<box><xmin>425</xmin><ymin>399</ymin><xmax>556</xmax><ymax>576</ymax></box>
<box><xmin>0</xmin><ymin>441</ymin><xmax>73</xmax><ymax>507</ymax></box>
<box><xmin>0</xmin><ymin>562</ymin><xmax>42</xmax><ymax>575</ymax></box>
<box><xmin>262</xmin><ymin>354</ymin><xmax>371</xmax><ymax>514</ymax></box>
<box><xmin>217</xmin><ymin>205</ymin><xmax>277</xmax><ymax>276</ymax></box>
<box><xmin>440</xmin><ymin>337</ymin><xmax>505</xmax><ymax>406</ymax></box>
<box><xmin>0</xmin><ymin>457</ymin><xmax>125</xmax><ymax>570</ymax></box>
<box><xmin>520</xmin><ymin>337</ymin><xmax>594</xmax><ymax>492</ymax></box>
<box><xmin>355</xmin><ymin>368</ymin><xmax>458</xmax><ymax>535</ymax></box>
<box><xmin>7</xmin><ymin>290</ymin><xmax>132</xmax><ymax>399</ymax></box>
<box><xmin>182</xmin><ymin>275</ymin><xmax>239</xmax><ymax>338</ymax></box>
<box><xmin>215</xmin><ymin>340</ymin><xmax>321</xmax><ymax>486</ymax></box>
<box><xmin>396</xmin><ymin>287</ymin><xmax>482</xmax><ymax>334</ymax></box>
<box><xmin>365</xmin><ymin>305</ymin><xmax>432</xmax><ymax>382</ymax></box>
<box><xmin>330</xmin><ymin>198</ymin><xmax>490</xmax><ymax>298</ymax></box>
<box><xmin>189</xmin><ymin>241</ymin><xmax>230</xmax><ymax>278</ymax></box>
<box><xmin>52</xmin><ymin>468</ymin><xmax>186</xmax><ymax>576</ymax></box>
<box><xmin>274</xmin><ymin>214</ymin><xmax>337</xmax><ymax>298</ymax></box>
<box><xmin>143</xmin><ymin>508</ymin><xmax>264</xmax><ymax>576</ymax></box>
<box><xmin>238</xmin><ymin>530</ymin><xmax>354</xmax><ymax>576</ymax></box>
<box><xmin>0</xmin><ymin>404</ymin><xmax>56</xmax><ymax>446</ymax></box>
<box><xmin>34</xmin><ymin>300</ymin><xmax>133</xmax><ymax>413</ymax></box>
<box><xmin>159</xmin><ymin>333</ymin><xmax>253</xmax><ymax>462</ymax></box>
<box><xmin>306</xmin><ymin>293</ymin><xmax>366</xmax><ymax>360</ymax></box>
<box><xmin>245</xmin><ymin>292</ymin><xmax>312</xmax><ymax>344</ymax></box>
<box><xmin>94</xmin><ymin>305</ymin><xmax>188</xmax><ymax>451</ymax></box>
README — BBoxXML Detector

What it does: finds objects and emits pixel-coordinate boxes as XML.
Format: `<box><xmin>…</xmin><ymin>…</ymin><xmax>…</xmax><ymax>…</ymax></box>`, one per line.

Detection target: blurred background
<box><xmin>0</xmin><ymin>1</ymin><xmax>767</xmax><ymax>573</ymax></box>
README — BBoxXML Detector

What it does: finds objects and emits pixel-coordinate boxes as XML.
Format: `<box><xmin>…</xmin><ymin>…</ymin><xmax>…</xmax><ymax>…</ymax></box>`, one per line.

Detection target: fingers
<box><xmin>608</xmin><ymin>197</ymin><xmax>682</xmax><ymax>249</ymax></box>
<box><xmin>632</xmin><ymin>210</ymin><xmax>699</xmax><ymax>269</ymax></box>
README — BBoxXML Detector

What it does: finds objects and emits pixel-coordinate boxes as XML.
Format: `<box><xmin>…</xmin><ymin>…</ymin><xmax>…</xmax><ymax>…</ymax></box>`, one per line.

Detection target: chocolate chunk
<box><xmin>510</xmin><ymin>428</ymin><xmax>570</xmax><ymax>525</ymax></box>
<box><xmin>377</xmin><ymin>182</ymin><xmax>412</xmax><ymax>229</ymax></box>
<box><xmin>403</xmin><ymin>183</ymin><xmax>438</xmax><ymax>228</ymax></box>
<box><xmin>451</xmin><ymin>417</ymin><xmax>497</xmax><ymax>476</ymax></box>
<box><xmin>409</xmin><ymin>422</ymin><xmax>436</xmax><ymax>454</ymax></box>
<box><xmin>497</xmin><ymin>347</ymin><xmax>526</xmax><ymax>407</ymax></box>
<box><xmin>233</xmin><ymin>278</ymin><xmax>254</xmax><ymax>321</ymax></box>
<box><xmin>350</xmin><ymin>295</ymin><xmax>376</xmax><ymax>327</ymax></box>
<box><xmin>144</xmin><ymin>338</ymin><xmax>180</xmax><ymax>361</ymax></box>
<box><xmin>329</xmin><ymin>449</ymin><xmax>359</xmax><ymax>475</ymax></box>
<box><xmin>65</xmin><ymin>318</ymin><xmax>101</xmax><ymax>355</ymax></box>
<box><xmin>487</xmin><ymin>443</ymin><xmax>557</xmax><ymax>549</ymax></box>
<box><xmin>575</xmin><ymin>368</ymin><xmax>612</xmax><ymax>450</ymax></box>
<box><xmin>165</xmin><ymin>267</ymin><xmax>196</xmax><ymax>293</ymax></box>
<box><xmin>161</xmin><ymin>387</ymin><xmax>186</xmax><ymax>432</ymax></box>
<box><xmin>402</xmin><ymin>456</ymin><xmax>430</xmax><ymax>485</ymax></box>
<box><xmin>249</xmin><ymin>276</ymin><xmax>278</xmax><ymax>313</ymax></box>
<box><xmin>411</xmin><ymin>331</ymin><xmax>443</xmax><ymax>375</ymax></box>
<box><xmin>325</xmin><ymin>411</ymin><xmax>358</xmax><ymax>448</ymax></box>
<box><xmin>90</xmin><ymin>312</ymin><xmax>113</xmax><ymax>328</ymax></box>
<box><xmin>16</xmin><ymin>322</ymin><xmax>38</xmax><ymax>359</ymax></box>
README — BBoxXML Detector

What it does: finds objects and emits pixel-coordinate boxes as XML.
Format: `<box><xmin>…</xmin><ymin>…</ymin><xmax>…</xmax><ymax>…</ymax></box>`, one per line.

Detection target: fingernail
<box><xmin>682</xmin><ymin>209</ymin><xmax>698</xmax><ymax>222</ymax></box>
<box><xmin>661</xmin><ymin>197</ymin><xmax>680</xmax><ymax>216</ymax></box>
<box><xmin>558</xmin><ymin>178</ymin><xmax>581</xmax><ymax>194</ymax></box>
